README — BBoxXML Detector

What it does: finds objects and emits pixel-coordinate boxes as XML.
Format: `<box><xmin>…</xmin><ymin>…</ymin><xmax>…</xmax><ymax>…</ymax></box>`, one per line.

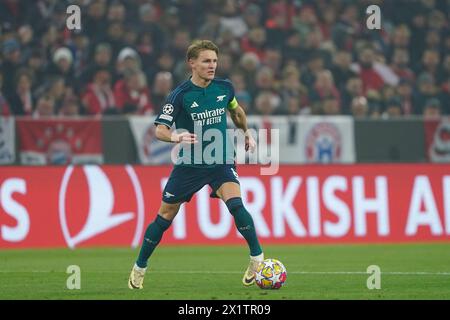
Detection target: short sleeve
<box><xmin>154</xmin><ymin>90</ymin><xmax>183</xmax><ymax>128</ymax></box>
<box><xmin>224</xmin><ymin>80</ymin><xmax>237</xmax><ymax>110</ymax></box>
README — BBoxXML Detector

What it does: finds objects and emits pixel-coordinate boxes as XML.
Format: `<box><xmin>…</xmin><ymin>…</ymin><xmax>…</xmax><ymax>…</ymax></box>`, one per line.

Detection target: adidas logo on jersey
<box><xmin>190</xmin><ymin>101</ymin><xmax>199</xmax><ymax>108</ymax></box>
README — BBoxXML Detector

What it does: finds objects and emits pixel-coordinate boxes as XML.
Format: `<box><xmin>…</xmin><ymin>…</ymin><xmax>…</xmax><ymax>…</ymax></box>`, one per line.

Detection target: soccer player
<box><xmin>128</xmin><ymin>40</ymin><xmax>264</xmax><ymax>289</ymax></box>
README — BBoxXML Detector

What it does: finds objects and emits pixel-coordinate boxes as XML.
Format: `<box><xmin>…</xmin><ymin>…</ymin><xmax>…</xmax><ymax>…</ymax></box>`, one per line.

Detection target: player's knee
<box><xmin>159</xmin><ymin>202</ymin><xmax>180</xmax><ymax>221</ymax></box>
<box><xmin>225</xmin><ymin>197</ymin><xmax>244</xmax><ymax>215</ymax></box>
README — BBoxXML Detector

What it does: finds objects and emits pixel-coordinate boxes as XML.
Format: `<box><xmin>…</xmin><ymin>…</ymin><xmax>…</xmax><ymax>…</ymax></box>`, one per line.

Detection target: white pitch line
<box><xmin>1</xmin><ymin>270</ymin><xmax>450</xmax><ymax>275</ymax></box>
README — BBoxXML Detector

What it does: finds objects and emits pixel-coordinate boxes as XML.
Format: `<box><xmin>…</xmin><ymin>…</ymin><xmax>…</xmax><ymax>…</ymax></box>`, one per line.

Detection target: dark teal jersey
<box><xmin>154</xmin><ymin>78</ymin><xmax>239</xmax><ymax>167</ymax></box>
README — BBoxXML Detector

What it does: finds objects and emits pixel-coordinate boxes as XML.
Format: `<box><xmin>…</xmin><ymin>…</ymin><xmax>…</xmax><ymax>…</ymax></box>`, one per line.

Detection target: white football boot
<box><xmin>128</xmin><ymin>264</ymin><xmax>146</xmax><ymax>289</ymax></box>
<box><xmin>242</xmin><ymin>253</ymin><xmax>264</xmax><ymax>286</ymax></box>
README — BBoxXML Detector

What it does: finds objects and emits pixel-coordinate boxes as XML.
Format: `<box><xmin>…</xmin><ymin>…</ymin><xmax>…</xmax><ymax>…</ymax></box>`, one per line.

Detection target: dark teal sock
<box><xmin>136</xmin><ymin>215</ymin><xmax>172</xmax><ymax>268</ymax></box>
<box><xmin>226</xmin><ymin>197</ymin><xmax>263</xmax><ymax>256</ymax></box>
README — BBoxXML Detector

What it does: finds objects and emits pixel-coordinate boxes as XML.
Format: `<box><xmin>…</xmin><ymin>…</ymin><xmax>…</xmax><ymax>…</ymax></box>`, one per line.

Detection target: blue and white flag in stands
<box><xmin>129</xmin><ymin>116</ymin><xmax>173</xmax><ymax>164</ymax></box>
<box><xmin>0</xmin><ymin>117</ymin><xmax>15</xmax><ymax>165</ymax></box>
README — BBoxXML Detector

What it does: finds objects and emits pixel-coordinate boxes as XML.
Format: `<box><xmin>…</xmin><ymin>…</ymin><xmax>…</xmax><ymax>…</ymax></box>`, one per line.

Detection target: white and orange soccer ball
<box><xmin>255</xmin><ymin>258</ymin><xmax>287</xmax><ymax>289</ymax></box>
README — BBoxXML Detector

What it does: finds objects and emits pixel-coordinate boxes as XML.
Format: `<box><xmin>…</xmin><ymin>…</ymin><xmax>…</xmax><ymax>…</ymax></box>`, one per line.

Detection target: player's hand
<box><xmin>245</xmin><ymin>130</ymin><xmax>256</xmax><ymax>153</ymax></box>
<box><xmin>171</xmin><ymin>132</ymin><xmax>198</xmax><ymax>144</ymax></box>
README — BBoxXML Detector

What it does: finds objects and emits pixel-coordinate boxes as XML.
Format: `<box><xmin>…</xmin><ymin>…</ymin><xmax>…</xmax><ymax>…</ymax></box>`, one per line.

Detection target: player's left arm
<box><xmin>228</xmin><ymin>97</ymin><xmax>256</xmax><ymax>152</ymax></box>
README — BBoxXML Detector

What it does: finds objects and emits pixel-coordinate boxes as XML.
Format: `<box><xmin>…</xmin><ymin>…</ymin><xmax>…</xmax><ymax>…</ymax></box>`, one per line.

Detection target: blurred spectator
<box><xmin>382</xmin><ymin>97</ymin><xmax>403</xmax><ymax>119</ymax></box>
<box><xmin>216</xmin><ymin>52</ymin><xmax>233</xmax><ymax>79</ymax></box>
<box><xmin>381</xmin><ymin>85</ymin><xmax>397</xmax><ymax>105</ymax></box>
<box><xmin>396</xmin><ymin>79</ymin><xmax>414</xmax><ymax>116</ymax></box>
<box><xmin>152</xmin><ymin>71</ymin><xmax>173</xmax><ymax>111</ymax></box>
<box><xmin>160</xmin><ymin>6</ymin><xmax>182</xmax><ymax>41</ymax></box>
<box><xmin>84</xmin><ymin>0</ymin><xmax>108</xmax><ymax>43</ymax></box>
<box><xmin>46</xmin><ymin>76</ymin><xmax>67</xmax><ymax>112</ymax></box>
<box><xmin>146</xmin><ymin>51</ymin><xmax>175</xmax><ymax>87</ymax></box>
<box><xmin>1</xmin><ymin>38</ymin><xmax>22</xmax><ymax>95</ymax></box>
<box><xmin>321</xmin><ymin>95</ymin><xmax>341</xmax><ymax>116</ymax></box>
<box><xmin>82</xmin><ymin>68</ymin><xmax>117</xmax><ymax>116</ymax></box>
<box><xmin>69</xmin><ymin>33</ymin><xmax>90</xmax><ymax>80</ymax></box>
<box><xmin>413</xmin><ymin>72</ymin><xmax>441</xmax><ymax>114</ymax></box>
<box><xmin>197</xmin><ymin>9</ymin><xmax>221</xmax><ymax>40</ymax></box>
<box><xmin>444</xmin><ymin>54</ymin><xmax>450</xmax><ymax>80</ymax></box>
<box><xmin>262</xmin><ymin>47</ymin><xmax>283</xmax><ymax>78</ymax></box>
<box><xmin>230</xmin><ymin>71</ymin><xmax>252</xmax><ymax>112</ymax></box>
<box><xmin>366</xmin><ymin>89</ymin><xmax>383</xmax><ymax>118</ymax></box>
<box><xmin>254</xmin><ymin>66</ymin><xmax>276</xmax><ymax>98</ymax></box>
<box><xmin>389</xmin><ymin>24</ymin><xmax>411</xmax><ymax>54</ymax></box>
<box><xmin>59</xmin><ymin>96</ymin><xmax>82</xmax><ymax>117</ymax></box>
<box><xmin>351</xmin><ymin>96</ymin><xmax>369</xmax><ymax>118</ymax></box>
<box><xmin>239</xmin><ymin>52</ymin><xmax>260</xmax><ymax>96</ymax></box>
<box><xmin>33</xmin><ymin>94</ymin><xmax>55</xmax><ymax>118</ymax></box>
<box><xmin>25</xmin><ymin>49</ymin><xmax>47</xmax><ymax>90</ymax></box>
<box><xmin>0</xmin><ymin>70</ymin><xmax>12</xmax><ymax>116</ymax></box>
<box><xmin>390</xmin><ymin>48</ymin><xmax>415</xmax><ymax>82</ymax></box>
<box><xmin>241</xmin><ymin>27</ymin><xmax>267</xmax><ymax>61</ymax></box>
<box><xmin>331</xmin><ymin>50</ymin><xmax>357</xmax><ymax>91</ymax></box>
<box><xmin>243</xmin><ymin>4</ymin><xmax>262</xmax><ymax>30</ymax></box>
<box><xmin>279</xmin><ymin>65</ymin><xmax>308</xmax><ymax>111</ymax></box>
<box><xmin>301</xmin><ymin>53</ymin><xmax>325</xmax><ymax>90</ymax></box>
<box><xmin>137</xmin><ymin>2</ymin><xmax>165</xmax><ymax>52</ymax></box>
<box><xmin>254</xmin><ymin>91</ymin><xmax>281</xmax><ymax>116</ymax></box>
<box><xmin>351</xmin><ymin>46</ymin><xmax>385</xmax><ymax>93</ymax></box>
<box><xmin>318</xmin><ymin>6</ymin><xmax>338</xmax><ymax>42</ymax></box>
<box><xmin>114</xmin><ymin>68</ymin><xmax>153</xmax><ymax>115</ymax></box>
<box><xmin>137</xmin><ymin>31</ymin><xmax>159</xmax><ymax>75</ymax></box>
<box><xmin>79</xmin><ymin>43</ymin><xmax>113</xmax><ymax>89</ymax></box>
<box><xmin>48</xmin><ymin>47</ymin><xmax>75</xmax><ymax>86</ymax></box>
<box><xmin>341</xmin><ymin>76</ymin><xmax>364</xmax><ymax>115</ymax></box>
<box><xmin>171</xmin><ymin>30</ymin><xmax>191</xmax><ymax>62</ymax></box>
<box><xmin>331</xmin><ymin>3</ymin><xmax>361</xmax><ymax>51</ymax></box>
<box><xmin>422</xmin><ymin>97</ymin><xmax>442</xmax><ymax>118</ymax></box>
<box><xmin>17</xmin><ymin>25</ymin><xmax>35</xmax><ymax>63</ymax></box>
<box><xmin>284</xmin><ymin>94</ymin><xmax>306</xmax><ymax>116</ymax></box>
<box><xmin>116</xmin><ymin>47</ymin><xmax>141</xmax><ymax>78</ymax></box>
<box><xmin>419</xmin><ymin>49</ymin><xmax>444</xmax><ymax>85</ymax></box>
<box><xmin>7</xmin><ymin>68</ymin><xmax>34</xmax><ymax>116</ymax></box>
<box><xmin>265</xmin><ymin>0</ymin><xmax>296</xmax><ymax>47</ymax></box>
<box><xmin>104</xmin><ymin>22</ymin><xmax>126</xmax><ymax>58</ymax></box>
<box><xmin>309</xmin><ymin>70</ymin><xmax>341</xmax><ymax>110</ymax></box>
<box><xmin>216</xmin><ymin>28</ymin><xmax>241</xmax><ymax>57</ymax></box>
<box><xmin>220</xmin><ymin>0</ymin><xmax>248</xmax><ymax>38</ymax></box>
<box><xmin>107</xmin><ymin>0</ymin><xmax>126</xmax><ymax>24</ymax></box>
<box><xmin>283</xmin><ymin>31</ymin><xmax>303</xmax><ymax>63</ymax></box>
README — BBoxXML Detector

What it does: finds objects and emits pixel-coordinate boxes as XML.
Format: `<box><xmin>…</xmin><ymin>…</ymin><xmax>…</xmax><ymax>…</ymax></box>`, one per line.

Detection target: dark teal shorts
<box><xmin>162</xmin><ymin>164</ymin><xmax>240</xmax><ymax>204</ymax></box>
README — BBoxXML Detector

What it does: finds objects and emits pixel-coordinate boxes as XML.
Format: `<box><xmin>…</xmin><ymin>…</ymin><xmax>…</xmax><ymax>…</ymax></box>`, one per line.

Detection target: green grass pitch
<box><xmin>1</xmin><ymin>243</ymin><xmax>450</xmax><ymax>300</ymax></box>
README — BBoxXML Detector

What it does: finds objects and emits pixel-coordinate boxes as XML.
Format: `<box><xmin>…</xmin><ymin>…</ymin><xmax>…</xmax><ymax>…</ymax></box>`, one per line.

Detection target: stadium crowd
<box><xmin>0</xmin><ymin>0</ymin><xmax>449</xmax><ymax>119</ymax></box>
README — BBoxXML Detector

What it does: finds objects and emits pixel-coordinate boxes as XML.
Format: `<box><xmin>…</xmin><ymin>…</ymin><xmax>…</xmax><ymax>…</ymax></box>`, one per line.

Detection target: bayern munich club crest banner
<box><xmin>0</xmin><ymin>116</ymin><xmax>15</xmax><ymax>165</ymax></box>
<box><xmin>245</xmin><ymin>116</ymin><xmax>355</xmax><ymax>164</ymax></box>
<box><xmin>16</xmin><ymin>118</ymin><xmax>103</xmax><ymax>165</ymax></box>
<box><xmin>296</xmin><ymin>116</ymin><xmax>355</xmax><ymax>164</ymax></box>
<box><xmin>129</xmin><ymin>116</ymin><xmax>173</xmax><ymax>164</ymax></box>
<box><xmin>424</xmin><ymin>117</ymin><xmax>450</xmax><ymax>163</ymax></box>
<box><xmin>1</xmin><ymin>164</ymin><xmax>449</xmax><ymax>248</ymax></box>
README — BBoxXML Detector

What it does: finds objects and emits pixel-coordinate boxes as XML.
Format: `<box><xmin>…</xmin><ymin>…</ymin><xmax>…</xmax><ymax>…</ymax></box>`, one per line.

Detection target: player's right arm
<box><xmin>155</xmin><ymin>124</ymin><xmax>197</xmax><ymax>144</ymax></box>
<box><xmin>154</xmin><ymin>89</ymin><xmax>197</xmax><ymax>144</ymax></box>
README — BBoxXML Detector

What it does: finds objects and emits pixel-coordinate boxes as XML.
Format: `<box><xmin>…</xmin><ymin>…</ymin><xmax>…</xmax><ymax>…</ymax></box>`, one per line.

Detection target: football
<box><xmin>255</xmin><ymin>258</ymin><xmax>287</xmax><ymax>289</ymax></box>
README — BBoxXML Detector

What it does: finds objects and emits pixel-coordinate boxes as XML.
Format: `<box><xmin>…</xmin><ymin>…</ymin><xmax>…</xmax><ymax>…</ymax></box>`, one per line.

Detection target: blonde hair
<box><xmin>186</xmin><ymin>40</ymin><xmax>219</xmax><ymax>61</ymax></box>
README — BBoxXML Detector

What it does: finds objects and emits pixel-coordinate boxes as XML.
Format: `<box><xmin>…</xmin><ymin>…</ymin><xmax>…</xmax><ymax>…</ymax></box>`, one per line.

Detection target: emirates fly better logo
<box><xmin>58</xmin><ymin>165</ymin><xmax>145</xmax><ymax>248</ymax></box>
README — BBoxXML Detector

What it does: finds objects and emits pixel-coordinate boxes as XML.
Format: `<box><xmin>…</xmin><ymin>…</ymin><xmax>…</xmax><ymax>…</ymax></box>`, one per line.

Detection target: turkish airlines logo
<box><xmin>58</xmin><ymin>165</ymin><xmax>144</xmax><ymax>248</ymax></box>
